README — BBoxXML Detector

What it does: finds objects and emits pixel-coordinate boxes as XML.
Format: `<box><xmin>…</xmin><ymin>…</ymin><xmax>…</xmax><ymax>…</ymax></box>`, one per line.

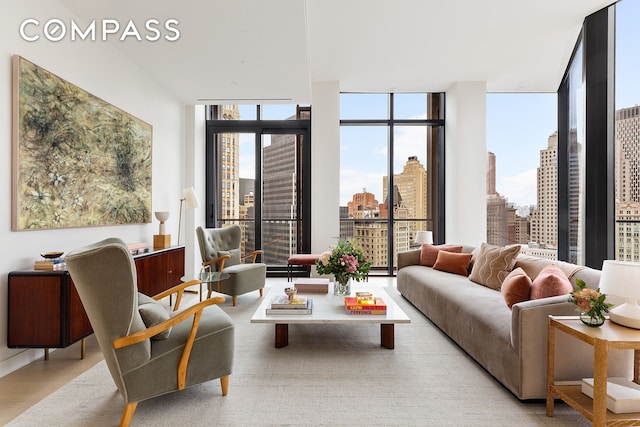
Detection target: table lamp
<box><xmin>177</xmin><ymin>186</ymin><xmax>201</xmax><ymax>245</ymax></box>
<box><xmin>414</xmin><ymin>230</ymin><xmax>434</xmax><ymax>245</ymax></box>
<box><xmin>599</xmin><ymin>260</ymin><xmax>640</xmax><ymax>329</ymax></box>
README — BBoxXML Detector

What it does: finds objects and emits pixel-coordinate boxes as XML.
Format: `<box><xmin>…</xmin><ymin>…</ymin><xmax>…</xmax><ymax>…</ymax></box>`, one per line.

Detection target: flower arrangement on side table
<box><xmin>316</xmin><ymin>239</ymin><xmax>371</xmax><ymax>295</ymax></box>
<box><xmin>568</xmin><ymin>279</ymin><xmax>614</xmax><ymax>327</ymax></box>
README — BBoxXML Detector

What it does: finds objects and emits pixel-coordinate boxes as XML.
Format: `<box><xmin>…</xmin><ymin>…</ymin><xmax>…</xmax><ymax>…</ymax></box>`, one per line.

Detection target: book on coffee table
<box><xmin>294</xmin><ymin>278</ymin><xmax>329</xmax><ymax>293</ymax></box>
<box><xmin>270</xmin><ymin>295</ymin><xmax>308</xmax><ymax>309</ymax></box>
<box><xmin>266</xmin><ymin>298</ymin><xmax>313</xmax><ymax>315</ymax></box>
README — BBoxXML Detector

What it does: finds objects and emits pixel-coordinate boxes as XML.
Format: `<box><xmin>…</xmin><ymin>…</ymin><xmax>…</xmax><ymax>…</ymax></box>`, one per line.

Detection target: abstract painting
<box><xmin>12</xmin><ymin>56</ymin><xmax>152</xmax><ymax>230</ymax></box>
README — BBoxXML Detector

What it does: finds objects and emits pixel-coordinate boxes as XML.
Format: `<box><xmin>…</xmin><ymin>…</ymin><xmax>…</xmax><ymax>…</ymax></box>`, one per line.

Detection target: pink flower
<box><xmin>340</xmin><ymin>254</ymin><xmax>359</xmax><ymax>273</ymax></box>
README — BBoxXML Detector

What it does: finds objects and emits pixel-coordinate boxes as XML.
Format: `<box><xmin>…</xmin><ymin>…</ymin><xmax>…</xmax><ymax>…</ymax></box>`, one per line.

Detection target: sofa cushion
<box><xmin>138</xmin><ymin>293</ymin><xmax>171</xmax><ymax>340</ymax></box>
<box><xmin>501</xmin><ymin>267</ymin><xmax>532</xmax><ymax>308</ymax></box>
<box><xmin>469</xmin><ymin>243</ymin><xmax>521</xmax><ymax>290</ymax></box>
<box><xmin>530</xmin><ymin>264</ymin><xmax>573</xmax><ymax>300</ymax></box>
<box><xmin>433</xmin><ymin>251</ymin><xmax>473</xmax><ymax>276</ymax></box>
<box><xmin>420</xmin><ymin>244</ymin><xmax>463</xmax><ymax>267</ymax></box>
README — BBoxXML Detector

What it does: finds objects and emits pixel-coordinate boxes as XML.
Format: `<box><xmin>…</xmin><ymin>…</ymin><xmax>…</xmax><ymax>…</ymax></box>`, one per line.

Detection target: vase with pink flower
<box><xmin>568</xmin><ymin>279</ymin><xmax>614</xmax><ymax>327</ymax></box>
<box><xmin>316</xmin><ymin>239</ymin><xmax>371</xmax><ymax>296</ymax></box>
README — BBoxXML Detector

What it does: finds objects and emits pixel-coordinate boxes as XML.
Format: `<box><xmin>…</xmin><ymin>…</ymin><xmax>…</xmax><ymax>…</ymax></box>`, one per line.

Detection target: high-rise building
<box><xmin>487</xmin><ymin>151</ymin><xmax>497</xmax><ymax>195</ymax></box>
<box><xmin>382</xmin><ymin>156</ymin><xmax>427</xmax><ymax>238</ymax></box>
<box><xmin>485</xmin><ymin>152</ymin><xmax>509</xmax><ymax>246</ymax></box>
<box><xmin>219</xmin><ymin>105</ymin><xmax>240</xmax><ymax>222</ymax></box>
<box><xmin>347</xmin><ymin>189</ymin><xmax>378</xmax><ymax>217</ymax></box>
<box><xmin>615</xmin><ymin>106</ymin><xmax>640</xmax><ymax>262</ymax></box>
<box><xmin>530</xmin><ymin>132</ymin><xmax>559</xmax><ymax>249</ymax></box>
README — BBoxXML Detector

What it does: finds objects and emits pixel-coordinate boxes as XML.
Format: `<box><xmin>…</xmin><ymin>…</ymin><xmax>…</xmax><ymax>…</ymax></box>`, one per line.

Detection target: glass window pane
<box><xmin>394</xmin><ymin>93</ymin><xmax>427</xmax><ymax>119</ymax></box>
<box><xmin>486</xmin><ymin>93</ymin><xmax>557</xmax><ymax>257</ymax></box>
<box><xmin>340</xmin><ymin>93</ymin><xmax>389</xmax><ymax>120</ymax></box>
<box><xmin>615</xmin><ymin>0</ymin><xmax>640</xmax><ymax>262</ymax></box>
<box><xmin>340</xmin><ymin>126</ymin><xmax>388</xmax><ymax>269</ymax></box>
<box><xmin>568</xmin><ymin>42</ymin><xmax>584</xmax><ymax>265</ymax></box>
<box><xmin>393</xmin><ymin>125</ymin><xmax>429</xmax><ymax>262</ymax></box>
<box><xmin>261</xmin><ymin>104</ymin><xmax>297</xmax><ymax>120</ymax></box>
<box><xmin>238</xmin><ymin>105</ymin><xmax>257</xmax><ymax>120</ymax></box>
<box><xmin>262</xmin><ymin>133</ymin><xmax>298</xmax><ymax>265</ymax></box>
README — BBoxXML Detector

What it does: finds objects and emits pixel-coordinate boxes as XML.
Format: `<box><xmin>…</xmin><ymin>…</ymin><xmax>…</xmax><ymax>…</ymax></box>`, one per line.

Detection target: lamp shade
<box><xmin>599</xmin><ymin>260</ymin><xmax>640</xmax><ymax>329</ymax></box>
<box><xmin>182</xmin><ymin>187</ymin><xmax>200</xmax><ymax>209</ymax></box>
<box><xmin>414</xmin><ymin>230</ymin><xmax>433</xmax><ymax>245</ymax></box>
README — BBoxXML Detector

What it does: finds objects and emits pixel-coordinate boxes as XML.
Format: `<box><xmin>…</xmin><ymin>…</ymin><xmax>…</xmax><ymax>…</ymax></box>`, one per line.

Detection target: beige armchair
<box><xmin>65</xmin><ymin>238</ymin><xmax>234</xmax><ymax>427</ymax></box>
<box><xmin>196</xmin><ymin>225</ymin><xmax>266</xmax><ymax>306</ymax></box>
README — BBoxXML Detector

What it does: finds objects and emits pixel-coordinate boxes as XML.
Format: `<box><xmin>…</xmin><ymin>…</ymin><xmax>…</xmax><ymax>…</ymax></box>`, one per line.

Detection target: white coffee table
<box><xmin>250</xmin><ymin>282</ymin><xmax>411</xmax><ymax>349</ymax></box>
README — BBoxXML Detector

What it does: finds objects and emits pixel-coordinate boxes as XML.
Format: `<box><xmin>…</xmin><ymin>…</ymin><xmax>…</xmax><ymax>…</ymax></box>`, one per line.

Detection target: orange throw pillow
<box><xmin>501</xmin><ymin>267</ymin><xmax>532</xmax><ymax>308</ymax></box>
<box><xmin>530</xmin><ymin>264</ymin><xmax>573</xmax><ymax>300</ymax></box>
<box><xmin>420</xmin><ymin>243</ymin><xmax>463</xmax><ymax>267</ymax></box>
<box><xmin>432</xmin><ymin>251</ymin><xmax>473</xmax><ymax>276</ymax></box>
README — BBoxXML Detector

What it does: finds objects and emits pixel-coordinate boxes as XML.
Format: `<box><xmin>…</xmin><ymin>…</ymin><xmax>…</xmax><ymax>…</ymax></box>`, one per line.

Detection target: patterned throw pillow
<box><xmin>432</xmin><ymin>251</ymin><xmax>473</xmax><ymax>276</ymax></box>
<box><xmin>419</xmin><ymin>243</ymin><xmax>463</xmax><ymax>267</ymax></box>
<box><xmin>501</xmin><ymin>267</ymin><xmax>532</xmax><ymax>308</ymax></box>
<box><xmin>469</xmin><ymin>243</ymin><xmax>521</xmax><ymax>290</ymax></box>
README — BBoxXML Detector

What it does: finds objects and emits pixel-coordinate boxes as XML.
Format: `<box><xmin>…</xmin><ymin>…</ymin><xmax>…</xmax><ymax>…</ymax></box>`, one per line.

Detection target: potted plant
<box><xmin>568</xmin><ymin>279</ymin><xmax>614</xmax><ymax>327</ymax></box>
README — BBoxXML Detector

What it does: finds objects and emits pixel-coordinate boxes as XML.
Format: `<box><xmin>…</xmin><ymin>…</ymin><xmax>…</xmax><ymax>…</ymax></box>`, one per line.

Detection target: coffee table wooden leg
<box><xmin>275</xmin><ymin>324</ymin><xmax>288</xmax><ymax>348</ymax></box>
<box><xmin>381</xmin><ymin>324</ymin><xmax>394</xmax><ymax>349</ymax></box>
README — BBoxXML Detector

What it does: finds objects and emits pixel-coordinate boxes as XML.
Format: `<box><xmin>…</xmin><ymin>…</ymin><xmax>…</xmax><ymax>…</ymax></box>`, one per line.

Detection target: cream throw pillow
<box><xmin>469</xmin><ymin>243</ymin><xmax>521</xmax><ymax>290</ymax></box>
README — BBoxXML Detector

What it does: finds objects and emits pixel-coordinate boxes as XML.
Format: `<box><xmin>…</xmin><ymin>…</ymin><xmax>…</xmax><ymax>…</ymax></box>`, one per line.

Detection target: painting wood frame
<box><xmin>12</xmin><ymin>56</ymin><xmax>152</xmax><ymax>230</ymax></box>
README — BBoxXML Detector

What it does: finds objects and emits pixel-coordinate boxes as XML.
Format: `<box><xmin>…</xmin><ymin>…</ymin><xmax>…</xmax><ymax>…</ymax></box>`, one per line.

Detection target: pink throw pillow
<box><xmin>501</xmin><ymin>267</ymin><xmax>532</xmax><ymax>308</ymax></box>
<box><xmin>530</xmin><ymin>264</ymin><xmax>573</xmax><ymax>300</ymax></box>
<box><xmin>432</xmin><ymin>251</ymin><xmax>473</xmax><ymax>276</ymax></box>
<box><xmin>419</xmin><ymin>244</ymin><xmax>463</xmax><ymax>267</ymax></box>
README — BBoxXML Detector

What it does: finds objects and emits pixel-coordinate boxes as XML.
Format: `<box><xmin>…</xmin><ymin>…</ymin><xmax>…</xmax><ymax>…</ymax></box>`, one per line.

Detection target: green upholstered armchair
<box><xmin>196</xmin><ymin>225</ymin><xmax>266</xmax><ymax>306</ymax></box>
<box><xmin>65</xmin><ymin>238</ymin><xmax>234</xmax><ymax>427</ymax></box>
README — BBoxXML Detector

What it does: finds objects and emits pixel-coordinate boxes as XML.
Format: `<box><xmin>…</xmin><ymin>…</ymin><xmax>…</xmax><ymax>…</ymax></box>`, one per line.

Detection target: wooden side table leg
<box><xmin>381</xmin><ymin>324</ymin><xmax>394</xmax><ymax>349</ymax></box>
<box><xmin>546</xmin><ymin>320</ymin><xmax>555</xmax><ymax>417</ymax></box>
<box><xmin>593</xmin><ymin>339</ymin><xmax>608</xmax><ymax>427</ymax></box>
<box><xmin>275</xmin><ymin>324</ymin><xmax>288</xmax><ymax>348</ymax></box>
<box><xmin>634</xmin><ymin>349</ymin><xmax>640</xmax><ymax>384</ymax></box>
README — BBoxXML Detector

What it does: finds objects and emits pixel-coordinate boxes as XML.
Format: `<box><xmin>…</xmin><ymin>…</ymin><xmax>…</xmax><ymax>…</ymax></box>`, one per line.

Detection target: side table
<box><xmin>181</xmin><ymin>272</ymin><xmax>230</xmax><ymax>301</ymax></box>
<box><xmin>546</xmin><ymin>315</ymin><xmax>640</xmax><ymax>426</ymax></box>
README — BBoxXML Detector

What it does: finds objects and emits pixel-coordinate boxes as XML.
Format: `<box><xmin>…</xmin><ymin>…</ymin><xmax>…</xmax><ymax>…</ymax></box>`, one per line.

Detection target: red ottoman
<box><xmin>287</xmin><ymin>254</ymin><xmax>321</xmax><ymax>281</ymax></box>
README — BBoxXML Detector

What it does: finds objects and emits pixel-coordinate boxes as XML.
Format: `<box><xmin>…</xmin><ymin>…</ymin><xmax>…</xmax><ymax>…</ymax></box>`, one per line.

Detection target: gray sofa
<box><xmin>397</xmin><ymin>246</ymin><xmax>632</xmax><ymax>400</ymax></box>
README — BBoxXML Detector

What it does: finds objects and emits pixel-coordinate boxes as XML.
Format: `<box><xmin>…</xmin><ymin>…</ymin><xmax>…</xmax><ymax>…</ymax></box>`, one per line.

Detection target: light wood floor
<box><xmin>0</xmin><ymin>335</ymin><xmax>103</xmax><ymax>425</ymax></box>
<box><xmin>0</xmin><ymin>276</ymin><xmax>397</xmax><ymax>425</ymax></box>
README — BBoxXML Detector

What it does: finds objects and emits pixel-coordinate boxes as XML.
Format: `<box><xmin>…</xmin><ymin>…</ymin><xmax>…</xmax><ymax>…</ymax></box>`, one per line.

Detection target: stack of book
<box><xmin>294</xmin><ymin>278</ymin><xmax>329</xmax><ymax>293</ymax></box>
<box><xmin>127</xmin><ymin>242</ymin><xmax>150</xmax><ymax>255</ymax></box>
<box><xmin>266</xmin><ymin>295</ymin><xmax>313</xmax><ymax>315</ymax></box>
<box><xmin>34</xmin><ymin>259</ymin><xmax>65</xmax><ymax>270</ymax></box>
<box><xmin>344</xmin><ymin>293</ymin><xmax>387</xmax><ymax>315</ymax></box>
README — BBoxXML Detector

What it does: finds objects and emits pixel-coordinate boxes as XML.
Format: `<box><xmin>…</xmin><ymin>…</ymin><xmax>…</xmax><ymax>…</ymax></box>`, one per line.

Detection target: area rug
<box><xmin>8</xmin><ymin>287</ymin><xmax>589</xmax><ymax>426</ymax></box>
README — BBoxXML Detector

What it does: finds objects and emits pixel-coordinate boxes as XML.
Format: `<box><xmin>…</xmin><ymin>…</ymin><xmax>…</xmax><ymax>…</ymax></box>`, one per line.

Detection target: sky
<box><xmin>235</xmin><ymin>0</ymin><xmax>640</xmax><ymax>210</ymax></box>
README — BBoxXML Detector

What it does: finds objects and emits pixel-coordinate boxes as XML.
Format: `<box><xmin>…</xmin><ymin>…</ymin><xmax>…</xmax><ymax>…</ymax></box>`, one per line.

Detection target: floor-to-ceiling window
<box><xmin>486</xmin><ymin>94</ymin><xmax>557</xmax><ymax>260</ymax></box>
<box><xmin>339</xmin><ymin>93</ymin><xmax>444</xmax><ymax>274</ymax></box>
<box><xmin>614</xmin><ymin>0</ymin><xmax>640</xmax><ymax>262</ymax></box>
<box><xmin>205</xmin><ymin>105</ymin><xmax>311</xmax><ymax>273</ymax></box>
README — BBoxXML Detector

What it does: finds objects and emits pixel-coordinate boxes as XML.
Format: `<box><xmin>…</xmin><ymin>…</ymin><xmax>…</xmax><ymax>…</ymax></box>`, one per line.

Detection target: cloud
<box><xmin>497</xmin><ymin>168</ymin><xmax>537</xmax><ymax>206</ymax></box>
<box><xmin>340</xmin><ymin>168</ymin><xmax>384</xmax><ymax>206</ymax></box>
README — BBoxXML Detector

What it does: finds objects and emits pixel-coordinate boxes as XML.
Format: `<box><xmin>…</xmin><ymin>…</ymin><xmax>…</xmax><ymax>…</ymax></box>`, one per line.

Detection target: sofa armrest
<box><xmin>510</xmin><ymin>295</ymin><xmax>575</xmax><ymax>349</ymax></box>
<box><xmin>398</xmin><ymin>248</ymin><xmax>421</xmax><ymax>270</ymax></box>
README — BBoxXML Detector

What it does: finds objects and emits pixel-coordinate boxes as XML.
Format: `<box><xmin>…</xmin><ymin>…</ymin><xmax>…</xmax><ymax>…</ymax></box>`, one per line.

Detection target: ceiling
<box><xmin>59</xmin><ymin>0</ymin><xmax>616</xmax><ymax>105</ymax></box>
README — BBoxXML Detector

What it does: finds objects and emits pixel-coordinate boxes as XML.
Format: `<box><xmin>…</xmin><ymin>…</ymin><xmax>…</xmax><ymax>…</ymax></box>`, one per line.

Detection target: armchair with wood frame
<box><xmin>196</xmin><ymin>225</ymin><xmax>266</xmax><ymax>306</ymax></box>
<box><xmin>65</xmin><ymin>238</ymin><xmax>234</xmax><ymax>427</ymax></box>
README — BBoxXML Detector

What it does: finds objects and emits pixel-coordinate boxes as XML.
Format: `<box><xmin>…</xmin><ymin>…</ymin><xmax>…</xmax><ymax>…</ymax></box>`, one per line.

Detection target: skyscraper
<box><xmin>486</xmin><ymin>151</ymin><xmax>509</xmax><ymax>246</ymax></box>
<box><xmin>615</xmin><ymin>106</ymin><xmax>640</xmax><ymax>262</ymax></box>
<box><xmin>382</xmin><ymin>156</ymin><xmax>427</xmax><ymax>238</ymax></box>
<box><xmin>530</xmin><ymin>132</ymin><xmax>559</xmax><ymax>250</ymax></box>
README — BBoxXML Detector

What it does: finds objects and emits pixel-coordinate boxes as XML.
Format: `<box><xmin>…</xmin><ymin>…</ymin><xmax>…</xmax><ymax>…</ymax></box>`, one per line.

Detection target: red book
<box><xmin>344</xmin><ymin>296</ymin><xmax>387</xmax><ymax>311</ymax></box>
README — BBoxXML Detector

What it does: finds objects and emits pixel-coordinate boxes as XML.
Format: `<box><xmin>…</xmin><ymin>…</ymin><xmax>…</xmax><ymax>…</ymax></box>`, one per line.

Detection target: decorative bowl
<box><xmin>41</xmin><ymin>251</ymin><xmax>64</xmax><ymax>259</ymax></box>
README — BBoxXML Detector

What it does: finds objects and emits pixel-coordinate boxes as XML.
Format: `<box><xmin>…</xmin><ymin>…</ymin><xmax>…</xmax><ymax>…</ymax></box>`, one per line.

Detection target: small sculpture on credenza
<box><xmin>153</xmin><ymin>211</ymin><xmax>171</xmax><ymax>250</ymax></box>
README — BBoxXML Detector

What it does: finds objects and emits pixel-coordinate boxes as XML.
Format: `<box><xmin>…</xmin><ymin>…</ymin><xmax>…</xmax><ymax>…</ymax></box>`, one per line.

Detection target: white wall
<box><xmin>310</xmin><ymin>81</ymin><xmax>341</xmax><ymax>253</ymax></box>
<box><xmin>445</xmin><ymin>82</ymin><xmax>487</xmax><ymax>246</ymax></box>
<box><xmin>0</xmin><ymin>1</ymin><xmax>185</xmax><ymax>376</ymax></box>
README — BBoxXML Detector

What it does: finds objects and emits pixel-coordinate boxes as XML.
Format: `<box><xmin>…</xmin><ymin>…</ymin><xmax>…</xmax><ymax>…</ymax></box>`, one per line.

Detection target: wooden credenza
<box><xmin>7</xmin><ymin>246</ymin><xmax>185</xmax><ymax>358</ymax></box>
